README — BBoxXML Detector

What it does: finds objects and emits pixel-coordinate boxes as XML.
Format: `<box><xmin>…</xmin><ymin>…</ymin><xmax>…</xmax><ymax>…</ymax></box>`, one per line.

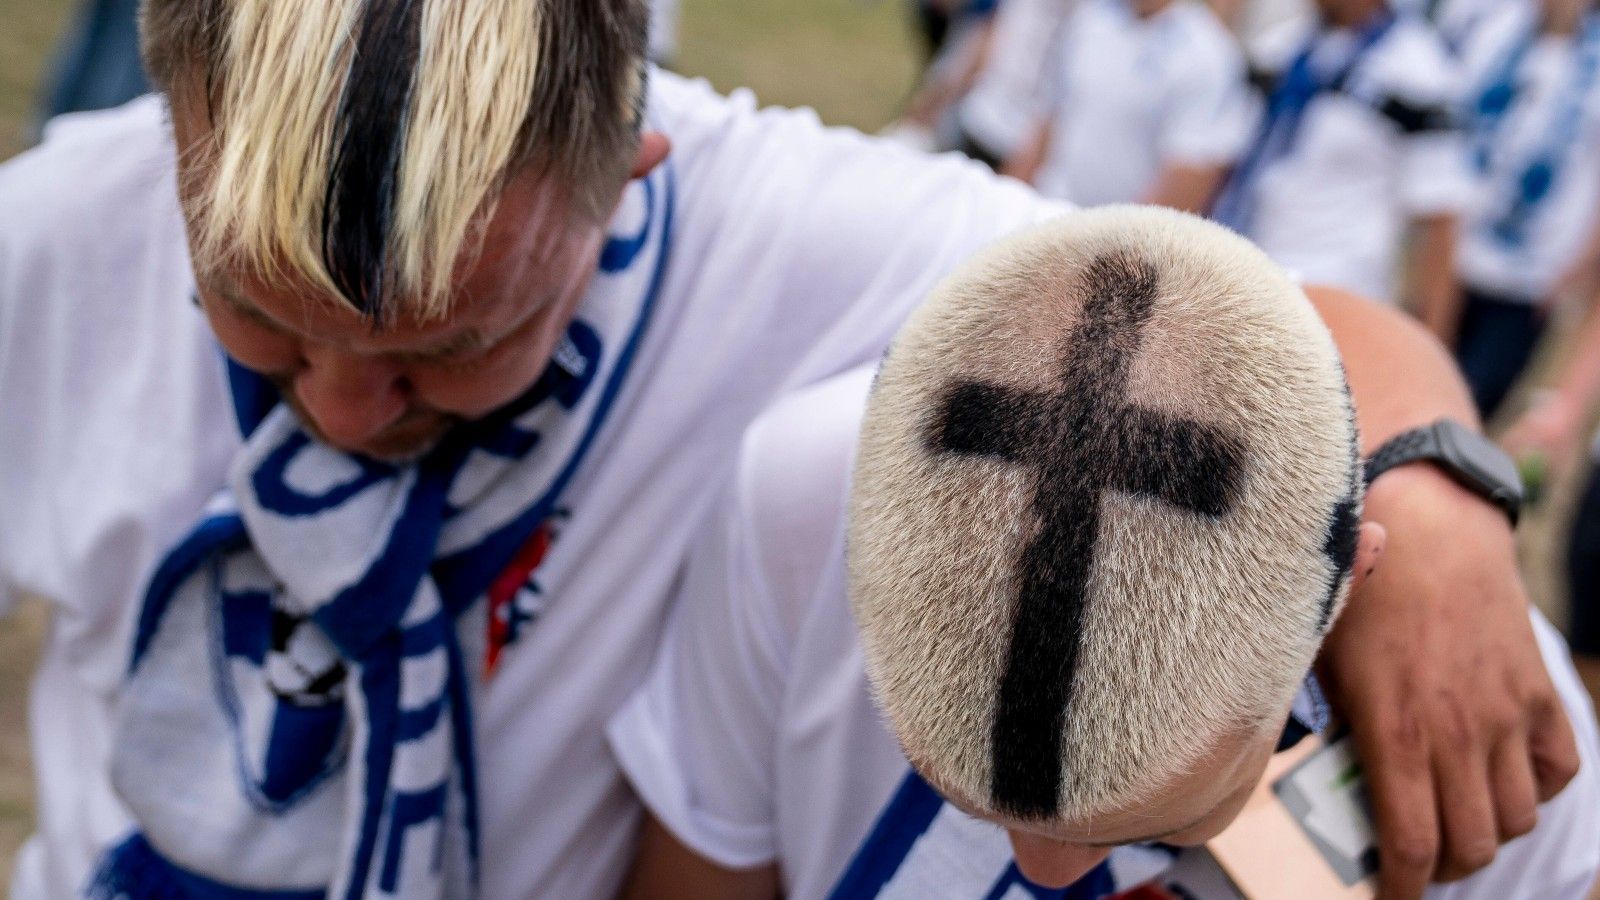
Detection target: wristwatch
<box><xmin>1363</xmin><ymin>419</ymin><xmax>1524</xmax><ymax>526</ymax></box>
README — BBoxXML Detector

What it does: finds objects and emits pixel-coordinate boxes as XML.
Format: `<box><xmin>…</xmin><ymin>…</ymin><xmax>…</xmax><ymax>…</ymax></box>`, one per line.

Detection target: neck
<box><xmin>1323</xmin><ymin>0</ymin><xmax>1385</xmax><ymax>29</ymax></box>
<box><xmin>1130</xmin><ymin>0</ymin><xmax>1175</xmax><ymax>18</ymax></box>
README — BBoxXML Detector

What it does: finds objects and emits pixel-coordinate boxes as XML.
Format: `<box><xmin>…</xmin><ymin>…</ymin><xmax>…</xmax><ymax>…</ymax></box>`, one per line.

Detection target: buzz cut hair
<box><xmin>848</xmin><ymin>206</ymin><xmax>1362</xmax><ymax>825</ymax></box>
<box><xmin>140</xmin><ymin>0</ymin><xmax>649</xmax><ymax>322</ymax></box>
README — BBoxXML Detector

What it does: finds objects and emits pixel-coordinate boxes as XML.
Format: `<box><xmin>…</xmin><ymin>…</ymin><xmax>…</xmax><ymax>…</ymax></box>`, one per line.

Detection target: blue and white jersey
<box><xmin>1229</xmin><ymin>13</ymin><xmax>1472</xmax><ymax>302</ymax></box>
<box><xmin>1456</xmin><ymin>3</ymin><xmax>1600</xmax><ymax>301</ymax></box>
<box><xmin>610</xmin><ymin>365</ymin><xmax>1600</xmax><ymax>900</ymax></box>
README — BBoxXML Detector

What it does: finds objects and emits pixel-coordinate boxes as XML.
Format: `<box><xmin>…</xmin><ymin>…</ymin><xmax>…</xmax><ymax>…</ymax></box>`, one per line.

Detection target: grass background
<box><xmin>0</xmin><ymin>0</ymin><xmax>1593</xmax><ymax>893</ymax></box>
<box><xmin>0</xmin><ymin>0</ymin><xmax>924</xmax><ymax>887</ymax></box>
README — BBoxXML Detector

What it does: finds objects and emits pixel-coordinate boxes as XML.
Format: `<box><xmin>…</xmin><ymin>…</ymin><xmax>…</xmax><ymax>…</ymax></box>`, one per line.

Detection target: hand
<box><xmin>1500</xmin><ymin>392</ymin><xmax>1584</xmax><ymax>466</ymax></box>
<box><xmin>1550</xmin><ymin>254</ymin><xmax>1600</xmax><ymax>310</ymax></box>
<box><xmin>1316</xmin><ymin>466</ymin><xmax>1581</xmax><ymax>900</ymax></box>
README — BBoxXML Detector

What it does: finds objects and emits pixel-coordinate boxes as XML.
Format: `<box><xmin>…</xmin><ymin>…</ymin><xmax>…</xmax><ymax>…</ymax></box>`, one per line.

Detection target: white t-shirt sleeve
<box><xmin>1159</xmin><ymin>28</ymin><xmax>1256</xmax><ymax>168</ymax></box>
<box><xmin>606</xmin><ymin>474</ymin><xmax>789</xmax><ymax>868</ymax></box>
<box><xmin>608</xmin><ymin>368</ymin><xmax>870</xmax><ymax>872</ymax></box>
<box><xmin>608</xmin><ymin>433</ymin><xmax>813</xmax><ymax>871</ymax></box>
<box><xmin>1375</xmin><ymin>30</ymin><xmax>1475</xmax><ymax>217</ymax></box>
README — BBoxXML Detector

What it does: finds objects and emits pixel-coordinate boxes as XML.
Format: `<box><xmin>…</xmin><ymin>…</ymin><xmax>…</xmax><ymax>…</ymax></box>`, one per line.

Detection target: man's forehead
<box><xmin>208</xmin><ymin>270</ymin><xmax>495</xmax><ymax>356</ymax></box>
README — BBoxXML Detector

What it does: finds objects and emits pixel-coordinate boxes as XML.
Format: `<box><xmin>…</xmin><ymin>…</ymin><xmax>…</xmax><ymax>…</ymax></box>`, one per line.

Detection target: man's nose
<box><xmin>1005</xmin><ymin>830</ymin><xmax>1113</xmax><ymax>889</ymax></box>
<box><xmin>292</xmin><ymin>347</ymin><xmax>410</xmax><ymax>450</ymax></box>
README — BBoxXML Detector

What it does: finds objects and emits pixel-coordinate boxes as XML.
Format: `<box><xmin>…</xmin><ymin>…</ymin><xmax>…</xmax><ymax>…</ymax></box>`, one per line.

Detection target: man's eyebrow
<box><xmin>212</xmin><ymin>279</ymin><xmax>285</xmax><ymax>330</ymax></box>
<box><xmin>393</xmin><ymin>328</ymin><xmax>489</xmax><ymax>361</ymax></box>
<box><xmin>210</xmin><ymin>277</ymin><xmax>488</xmax><ymax>360</ymax></box>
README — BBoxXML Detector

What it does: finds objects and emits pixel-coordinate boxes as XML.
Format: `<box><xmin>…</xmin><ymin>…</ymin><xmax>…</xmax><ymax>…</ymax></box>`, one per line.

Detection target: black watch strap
<box><xmin>1362</xmin><ymin>428</ymin><xmax>1442</xmax><ymax>486</ymax></box>
<box><xmin>1362</xmin><ymin>419</ymin><xmax>1524</xmax><ymax>526</ymax></box>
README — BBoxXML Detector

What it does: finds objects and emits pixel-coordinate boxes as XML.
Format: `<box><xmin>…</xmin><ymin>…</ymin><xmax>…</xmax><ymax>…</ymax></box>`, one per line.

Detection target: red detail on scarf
<box><xmin>485</xmin><ymin>524</ymin><xmax>553</xmax><ymax>678</ymax></box>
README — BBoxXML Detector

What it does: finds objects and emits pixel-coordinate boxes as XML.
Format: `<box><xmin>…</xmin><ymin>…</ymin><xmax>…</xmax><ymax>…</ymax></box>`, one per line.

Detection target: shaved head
<box><xmin>848</xmin><ymin>207</ymin><xmax>1361</xmax><ymax>826</ymax></box>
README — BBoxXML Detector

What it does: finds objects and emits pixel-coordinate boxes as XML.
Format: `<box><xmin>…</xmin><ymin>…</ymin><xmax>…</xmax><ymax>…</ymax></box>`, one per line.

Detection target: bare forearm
<box><xmin>1410</xmin><ymin>216</ymin><xmax>1462</xmax><ymax>344</ymax></box>
<box><xmin>619</xmin><ymin>816</ymin><xmax>779</xmax><ymax>900</ymax></box>
<box><xmin>1001</xmin><ymin>122</ymin><xmax>1051</xmax><ymax>184</ymax></box>
<box><xmin>1140</xmin><ymin>164</ymin><xmax>1227</xmax><ymax>215</ymax></box>
<box><xmin>1550</xmin><ymin>298</ymin><xmax>1600</xmax><ymax>409</ymax></box>
<box><xmin>1307</xmin><ymin>285</ymin><xmax>1479</xmax><ymax>454</ymax></box>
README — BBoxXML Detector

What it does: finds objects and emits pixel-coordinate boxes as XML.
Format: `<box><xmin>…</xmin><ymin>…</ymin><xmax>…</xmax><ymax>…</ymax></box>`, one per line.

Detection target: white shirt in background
<box><xmin>0</xmin><ymin>74</ymin><xmax>1067</xmax><ymax>899</ymax></box>
<box><xmin>610</xmin><ymin>365</ymin><xmax>1600</xmax><ymax>900</ymax></box>
<box><xmin>1455</xmin><ymin>4</ymin><xmax>1600</xmax><ymax>302</ymax></box>
<box><xmin>1244</xmin><ymin>15</ymin><xmax>1473</xmax><ymax>302</ymax></box>
<box><xmin>956</xmin><ymin>0</ymin><xmax>1078</xmax><ymax>159</ymax></box>
<box><xmin>1032</xmin><ymin>0</ymin><xmax>1256</xmax><ymax>207</ymax></box>
<box><xmin>650</xmin><ymin>0</ymin><xmax>681</xmax><ymax>64</ymax></box>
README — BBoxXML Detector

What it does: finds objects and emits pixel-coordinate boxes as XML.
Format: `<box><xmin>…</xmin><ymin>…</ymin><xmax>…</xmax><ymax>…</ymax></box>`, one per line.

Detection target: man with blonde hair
<box><xmin>0</xmin><ymin>1</ymin><xmax>1585</xmax><ymax>897</ymax></box>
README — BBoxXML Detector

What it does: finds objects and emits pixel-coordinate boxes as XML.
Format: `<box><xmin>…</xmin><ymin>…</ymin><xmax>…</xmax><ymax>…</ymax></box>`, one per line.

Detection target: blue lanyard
<box><xmin>1473</xmin><ymin>13</ymin><xmax>1600</xmax><ymax>246</ymax></box>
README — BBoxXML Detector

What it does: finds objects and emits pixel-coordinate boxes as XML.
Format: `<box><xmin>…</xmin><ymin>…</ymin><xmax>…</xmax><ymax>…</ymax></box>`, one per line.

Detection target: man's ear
<box><xmin>630</xmin><ymin>132</ymin><xmax>671</xmax><ymax>180</ymax></box>
<box><xmin>1347</xmin><ymin>521</ymin><xmax>1387</xmax><ymax>597</ymax></box>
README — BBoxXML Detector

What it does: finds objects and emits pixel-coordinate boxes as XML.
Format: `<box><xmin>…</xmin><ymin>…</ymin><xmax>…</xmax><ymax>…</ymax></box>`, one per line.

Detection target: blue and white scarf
<box><xmin>830</xmin><ymin>675</ymin><xmax>1332</xmax><ymax>900</ymax></box>
<box><xmin>89</xmin><ymin>166</ymin><xmax>674</xmax><ymax>900</ymax></box>
<box><xmin>1465</xmin><ymin>10</ymin><xmax>1600</xmax><ymax>249</ymax></box>
<box><xmin>1211</xmin><ymin>11</ymin><xmax>1397</xmax><ymax>236</ymax></box>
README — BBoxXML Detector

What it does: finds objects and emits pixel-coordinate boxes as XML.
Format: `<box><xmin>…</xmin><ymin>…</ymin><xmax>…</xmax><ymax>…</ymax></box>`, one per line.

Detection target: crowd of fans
<box><xmin>895</xmin><ymin>0</ymin><xmax>1600</xmax><ymax>708</ymax></box>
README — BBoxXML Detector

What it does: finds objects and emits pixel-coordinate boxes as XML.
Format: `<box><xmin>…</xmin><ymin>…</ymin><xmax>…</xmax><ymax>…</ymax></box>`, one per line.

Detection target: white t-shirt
<box><xmin>956</xmin><ymin>0</ymin><xmax>1077</xmax><ymax>159</ymax></box>
<box><xmin>1032</xmin><ymin>0</ymin><xmax>1256</xmax><ymax>206</ymax></box>
<box><xmin>1455</xmin><ymin>5</ymin><xmax>1600</xmax><ymax>302</ymax></box>
<box><xmin>0</xmin><ymin>75</ymin><xmax>1067</xmax><ymax>898</ymax></box>
<box><xmin>650</xmin><ymin>0</ymin><xmax>680</xmax><ymax>63</ymax></box>
<box><xmin>1244</xmin><ymin>15</ymin><xmax>1474</xmax><ymax>302</ymax></box>
<box><xmin>609</xmin><ymin>365</ymin><xmax>1600</xmax><ymax>900</ymax></box>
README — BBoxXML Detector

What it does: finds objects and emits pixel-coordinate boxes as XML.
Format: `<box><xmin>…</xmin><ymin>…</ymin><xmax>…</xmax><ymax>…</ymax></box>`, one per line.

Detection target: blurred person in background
<box><xmin>1001</xmin><ymin>0</ymin><xmax>1255</xmax><ymax>211</ymax></box>
<box><xmin>1211</xmin><ymin>0</ymin><xmax>1470</xmax><ymax>313</ymax></box>
<box><xmin>1500</xmin><ymin>297</ymin><xmax>1600</xmax><ymax>710</ymax></box>
<box><xmin>36</xmin><ymin>0</ymin><xmax>148</xmax><ymax>129</ymax></box>
<box><xmin>651</xmin><ymin>0</ymin><xmax>681</xmax><ymax>66</ymax></box>
<box><xmin>1399</xmin><ymin>0</ymin><xmax>1520</xmax><ymax>50</ymax></box>
<box><xmin>932</xmin><ymin>0</ymin><xmax>1076</xmax><ymax>166</ymax></box>
<box><xmin>1440</xmin><ymin>0</ymin><xmax>1600</xmax><ymax>420</ymax></box>
<box><xmin>891</xmin><ymin>0</ymin><xmax>1016</xmax><ymax>157</ymax></box>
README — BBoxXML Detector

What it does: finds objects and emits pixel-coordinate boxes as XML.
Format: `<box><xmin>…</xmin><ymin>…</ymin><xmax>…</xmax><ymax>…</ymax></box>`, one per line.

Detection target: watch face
<box><xmin>1436</xmin><ymin>420</ymin><xmax>1525</xmax><ymax>506</ymax></box>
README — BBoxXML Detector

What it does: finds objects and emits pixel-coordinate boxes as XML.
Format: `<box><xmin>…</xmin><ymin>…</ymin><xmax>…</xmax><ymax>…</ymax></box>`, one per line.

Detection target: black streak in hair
<box><xmin>928</xmin><ymin>254</ymin><xmax>1248</xmax><ymax>820</ymax></box>
<box><xmin>323</xmin><ymin>0</ymin><xmax>426</xmax><ymax>320</ymax></box>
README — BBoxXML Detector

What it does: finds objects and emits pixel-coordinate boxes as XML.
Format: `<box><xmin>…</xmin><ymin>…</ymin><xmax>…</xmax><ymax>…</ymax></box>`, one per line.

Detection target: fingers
<box><xmin>1526</xmin><ymin>686</ymin><xmax>1581</xmax><ymax>803</ymax></box>
<box><xmin>1358</xmin><ymin>712</ymin><xmax>1437</xmax><ymax>900</ymax></box>
<box><xmin>1431</xmin><ymin>729</ymin><xmax>1499</xmax><ymax>882</ymax></box>
<box><xmin>1487</xmin><ymin>736</ymin><xmax>1539</xmax><ymax>844</ymax></box>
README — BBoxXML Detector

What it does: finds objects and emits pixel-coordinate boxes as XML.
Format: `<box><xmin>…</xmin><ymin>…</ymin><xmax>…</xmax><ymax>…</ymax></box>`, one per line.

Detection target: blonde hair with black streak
<box><xmin>848</xmin><ymin>206</ymin><xmax>1361</xmax><ymax>826</ymax></box>
<box><xmin>139</xmin><ymin>0</ymin><xmax>648</xmax><ymax>321</ymax></box>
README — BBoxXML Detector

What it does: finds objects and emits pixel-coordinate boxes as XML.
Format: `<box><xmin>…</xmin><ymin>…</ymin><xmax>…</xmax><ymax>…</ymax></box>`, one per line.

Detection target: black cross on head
<box><xmin>929</xmin><ymin>253</ymin><xmax>1249</xmax><ymax>819</ymax></box>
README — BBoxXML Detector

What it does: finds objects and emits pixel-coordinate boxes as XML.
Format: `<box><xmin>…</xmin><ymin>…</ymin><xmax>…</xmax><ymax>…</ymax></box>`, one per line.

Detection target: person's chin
<box><xmin>353</xmin><ymin>418</ymin><xmax>457</xmax><ymax>462</ymax></box>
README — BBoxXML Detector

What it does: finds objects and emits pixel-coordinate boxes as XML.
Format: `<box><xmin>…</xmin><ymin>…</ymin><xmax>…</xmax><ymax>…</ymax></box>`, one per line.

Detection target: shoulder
<box><xmin>648</xmin><ymin>68</ymin><xmax>1056</xmax><ymax>247</ymax></box>
<box><xmin>1459</xmin><ymin>3</ymin><xmax>1536</xmax><ymax>77</ymax></box>
<box><xmin>0</xmin><ymin>95</ymin><xmax>183</xmax><ymax>265</ymax></box>
<box><xmin>1363</xmin><ymin>17</ymin><xmax>1461</xmax><ymax>105</ymax></box>
<box><xmin>734</xmin><ymin>366</ymin><xmax>876</xmax><ymax>633</ymax></box>
<box><xmin>1170</xmin><ymin>1</ymin><xmax>1246</xmax><ymax>70</ymax></box>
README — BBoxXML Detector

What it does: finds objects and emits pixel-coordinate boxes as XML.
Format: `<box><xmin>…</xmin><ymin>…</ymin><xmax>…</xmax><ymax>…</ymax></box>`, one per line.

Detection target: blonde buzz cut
<box><xmin>848</xmin><ymin>206</ymin><xmax>1362</xmax><ymax>825</ymax></box>
<box><xmin>139</xmin><ymin>0</ymin><xmax>649</xmax><ymax>321</ymax></box>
